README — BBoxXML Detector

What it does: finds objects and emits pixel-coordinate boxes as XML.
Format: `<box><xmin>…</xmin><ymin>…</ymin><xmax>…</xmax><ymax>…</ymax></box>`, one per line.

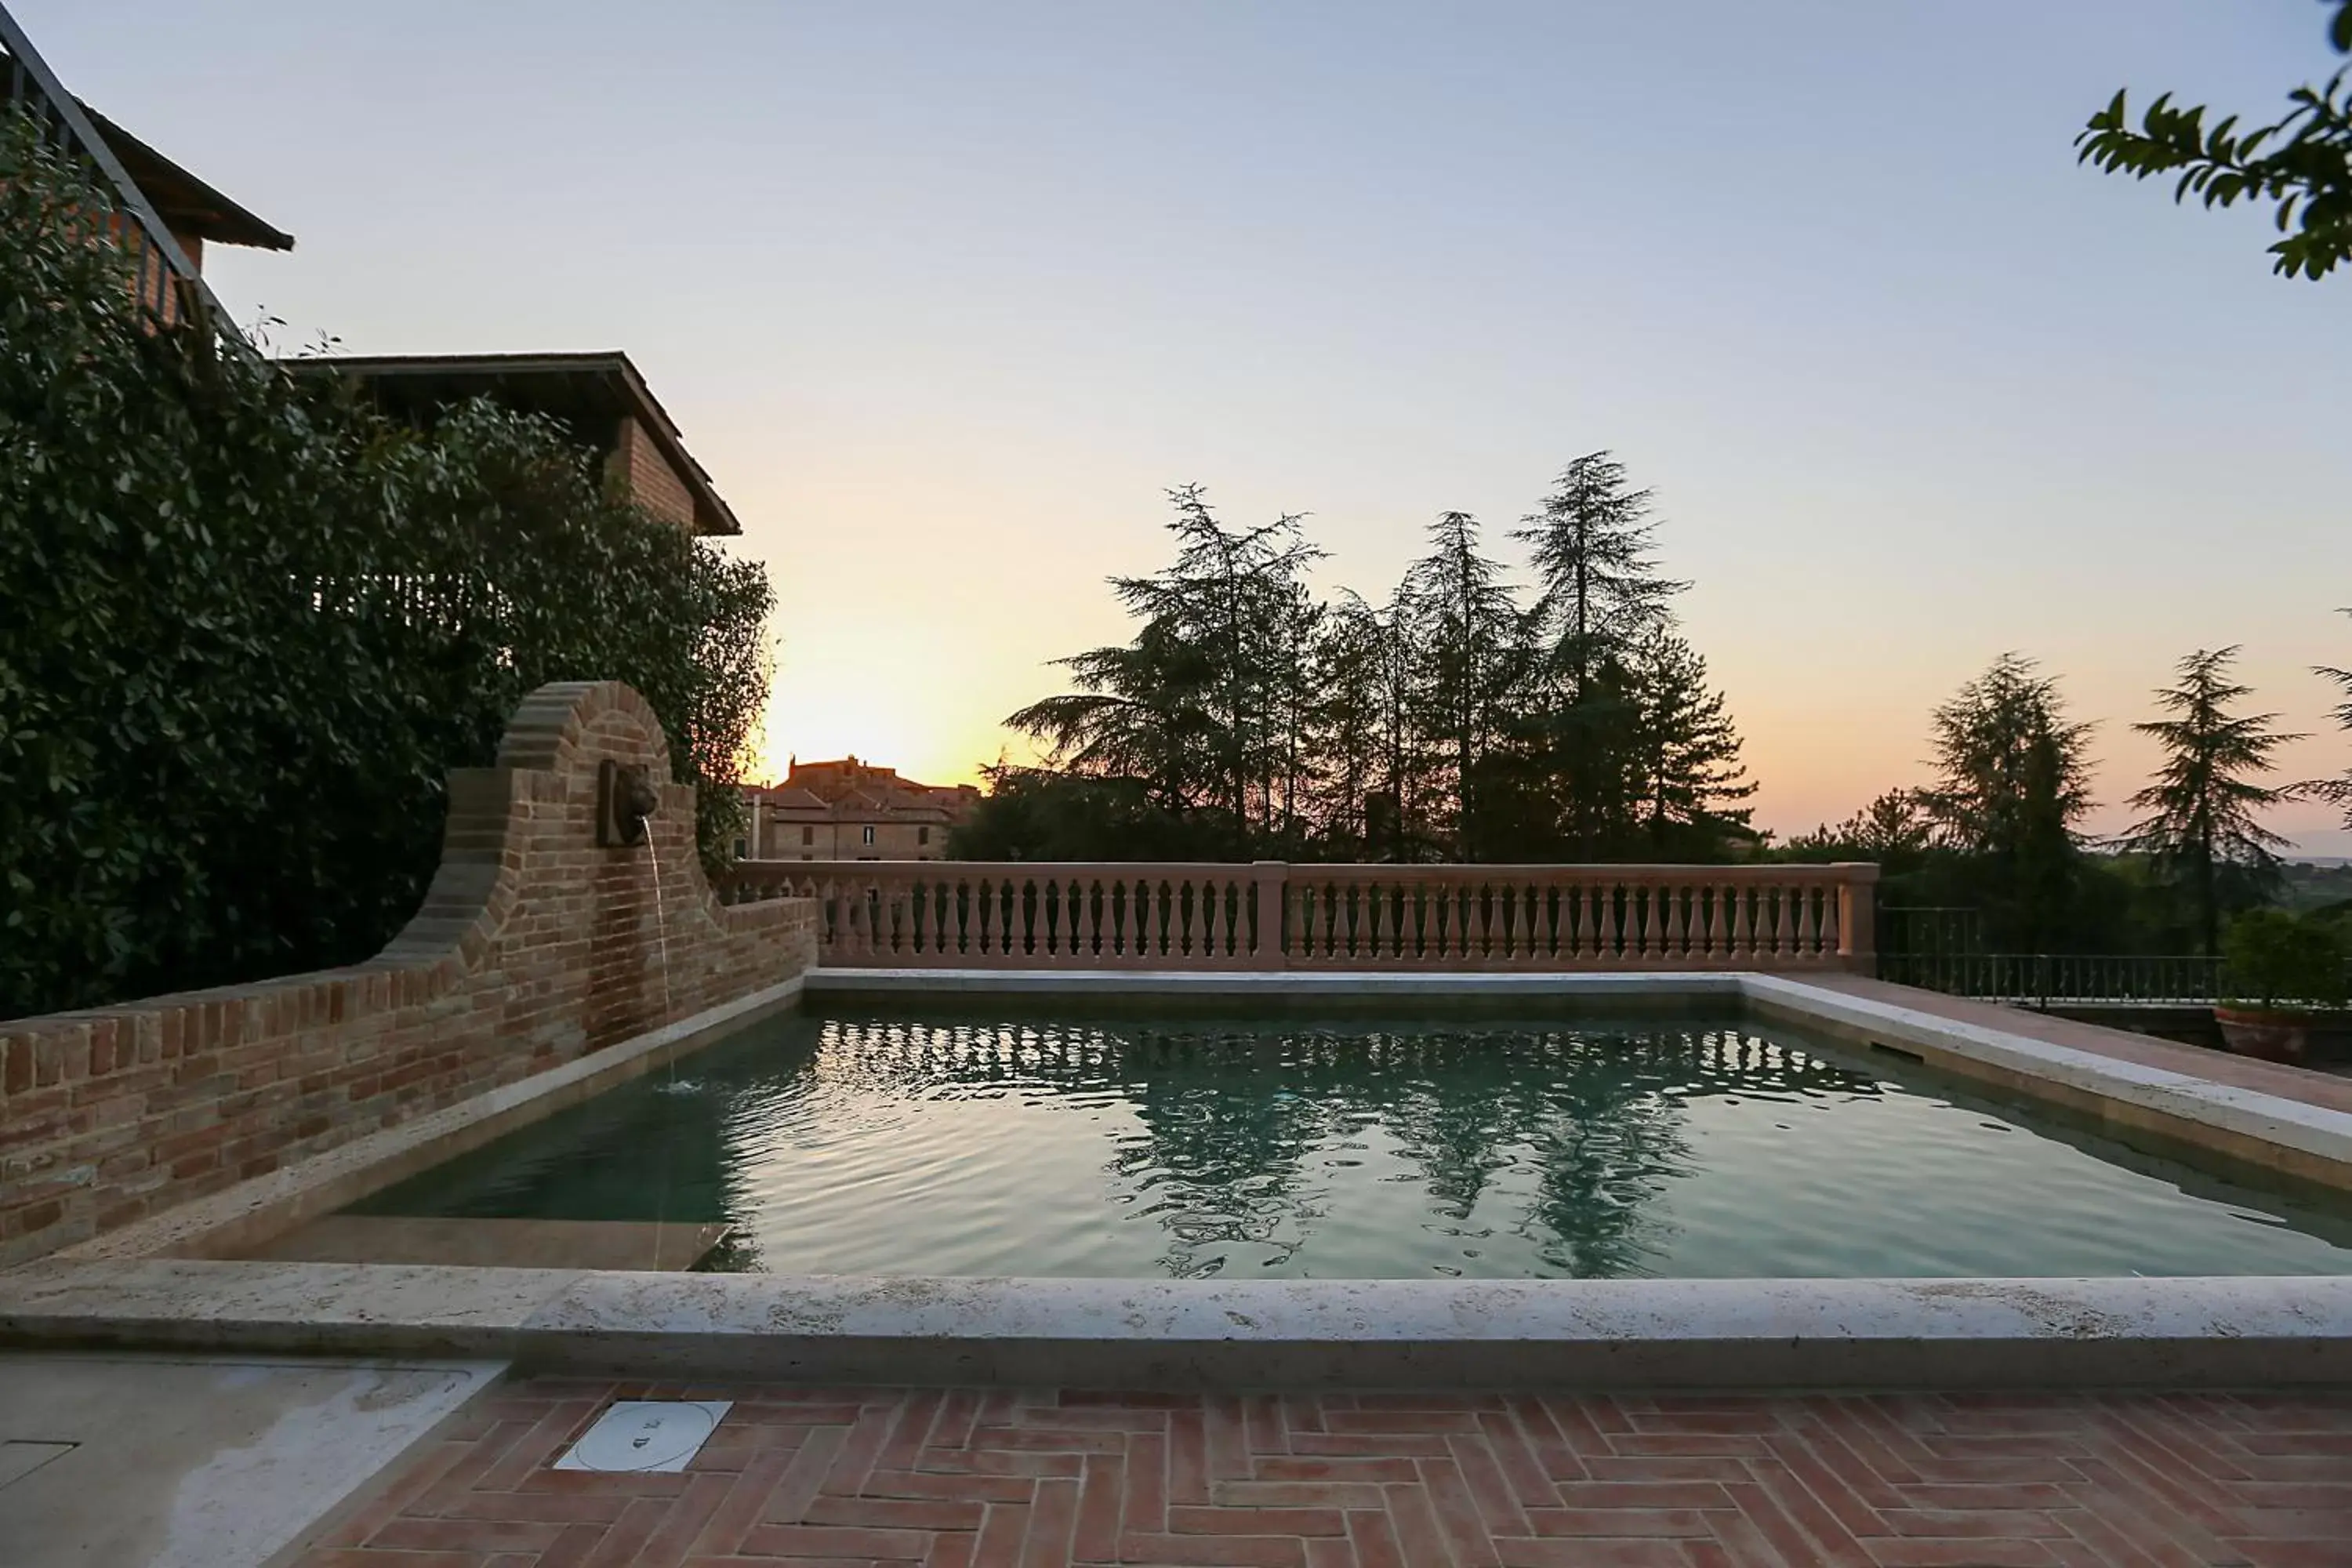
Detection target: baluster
<box><xmin>1637</xmin><ymin>883</ymin><xmax>1657</xmax><ymax>960</ymax></box>
<box><xmin>1375</xmin><ymin>880</ymin><xmax>1396</xmax><ymax>963</ymax></box>
<box><xmin>1597</xmin><ymin>881</ymin><xmax>1618</xmax><ymax>959</ymax></box>
<box><xmin>1766</xmin><ymin>887</ymin><xmax>1786</xmax><ymax>960</ymax></box>
<box><xmin>1730</xmin><ymin>885</ymin><xmax>1751</xmax><ymax>960</ymax></box>
<box><xmin>1797</xmin><ymin>884</ymin><xmax>1819</xmax><ymax>959</ymax></box>
<box><xmin>1663</xmin><ymin>883</ymin><xmax>1685</xmax><ymax>960</ymax></box>
<box><xmin>1203</xmin><ymin>875</ymin><xmax>1225</xmax><ymax>965</ymax></box>
<box><xmin>1080</xmin><ymin>874</ymin><xmax>1101</xmax><ymax>960</ymax></box>
<box><xmin>1304</xmin><ymin>881</ymin><xmax>1325</xmax><ymax>964</ymax></box>
<box><xmin>1139</xmin><ymin>877</ymin><xmax>1160</xmax><ymax>962</ymax></box>
<box><xmin>978</xmin><ymin>876</ymin><xmax>1000</xmax><ymax>959</ymax></box>
<box><xmin>1472</xmin><ymin>880</ymin><xmax>1493</xmax><ymax>963</ymax></box>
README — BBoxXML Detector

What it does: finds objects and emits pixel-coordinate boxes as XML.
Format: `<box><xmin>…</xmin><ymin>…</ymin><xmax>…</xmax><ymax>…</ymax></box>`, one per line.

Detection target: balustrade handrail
<box><xmin>720</xmin><ymin>858</ymin><xmax>1880</xmax><ymax>975</ymax></box>
<box><xmin>1</xmin><ymin>2</ymin><xmax>251</xmax><ymax>351</ymax></box>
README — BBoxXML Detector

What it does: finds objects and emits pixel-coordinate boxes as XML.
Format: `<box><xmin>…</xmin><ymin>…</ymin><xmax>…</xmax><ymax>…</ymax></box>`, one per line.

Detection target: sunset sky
<box><xmin>37</xmin><ymin>1</ymin><xmax>2352</xmax><ymax>848</ymax></box>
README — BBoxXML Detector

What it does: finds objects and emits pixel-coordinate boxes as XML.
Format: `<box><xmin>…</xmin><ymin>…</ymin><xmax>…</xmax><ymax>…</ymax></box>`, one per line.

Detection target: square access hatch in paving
<box><xmin>553</xmin><ymin>1401</ymin><xmax>732</xmax><ymax>1474</ymax></box>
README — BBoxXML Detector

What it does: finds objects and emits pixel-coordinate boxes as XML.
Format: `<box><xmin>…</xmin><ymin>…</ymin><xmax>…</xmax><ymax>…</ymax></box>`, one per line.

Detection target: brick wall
<box><xmin>604</xmin><ymin>414</ymin><xmax>699</xmax><ymax>532</ymax></box>
<box><xmin>0</xmin><ymin>681</ymin><xmax>817</xmax><ymax>1268</ymax></box>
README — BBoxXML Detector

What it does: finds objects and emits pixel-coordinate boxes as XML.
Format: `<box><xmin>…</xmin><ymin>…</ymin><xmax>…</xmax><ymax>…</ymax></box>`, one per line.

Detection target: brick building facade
<box><xmin>303</xmin><ymin>352</ymin><xmax>740</xmax><ymax>536</ymax></box>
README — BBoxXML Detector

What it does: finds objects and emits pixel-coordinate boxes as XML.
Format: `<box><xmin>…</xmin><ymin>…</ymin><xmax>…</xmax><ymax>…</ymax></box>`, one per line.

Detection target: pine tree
<box><xmin>1007</xmin><ymin>485</ymin><xmax>1319</xmax><ymax>850</ymax></box>
<box><xmin>1628</xmin><ymin>632</ymin><xmax>1757</xmax><ymax>857</ymax></box>
<box><xmin>2119</xmin><ymin>647</ymin><xmax>2303</xmax><ymax>953</ymax></box>
<box><xmin>1512</xmin><ymin>451</ymin><xmax>1687</xmax><ymax>699</ymax></box>
<box><xmin>1401</xmin><ymin>512</ymin><xmax>1528</xmax><ymax>860</ymax></box>
<box><xmin>2310</xmin><ymin>614</ymin><xmax>2352</xmax><ymax>833</ymax></box>
<box><xmin>1511</xmin><ymin>452</ymin><xmax>1694</xmax><ymax>858</ymax></box>
<box><xmin>1918</xmin><ymin>654</ymin><xmax>2098</xmax><ymax>952</ymax></box>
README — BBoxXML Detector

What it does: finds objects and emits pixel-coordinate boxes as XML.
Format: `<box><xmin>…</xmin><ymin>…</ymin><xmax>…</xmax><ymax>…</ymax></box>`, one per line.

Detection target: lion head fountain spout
<box><xmin>595</xmin><ymin>758</ymin><xmax>661</xmax><ymax>848</ymax></box>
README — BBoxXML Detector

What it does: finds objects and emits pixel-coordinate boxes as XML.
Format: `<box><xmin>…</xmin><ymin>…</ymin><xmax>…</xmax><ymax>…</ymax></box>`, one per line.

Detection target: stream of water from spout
<box><xmin>644</xmin><ymin>836</ymin><xmax>674</xmax><ymax>1021</ymax></box>
<box><xmin>644</xmin><ymin>833</ymin><xmax>677</xmax><ymax>1269</ymax></box>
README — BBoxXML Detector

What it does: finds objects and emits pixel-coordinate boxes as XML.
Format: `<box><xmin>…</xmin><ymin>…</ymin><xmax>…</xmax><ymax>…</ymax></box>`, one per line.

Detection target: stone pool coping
<box><xmin>2</xmin><ymin>1262</ymin><xmax>2347</xmax><ymax>1388</ymax></box>
<box><xmin>6</xmin><ymin>968</ymin><xmax>2352</xmax><ymax>1388</ymax></box>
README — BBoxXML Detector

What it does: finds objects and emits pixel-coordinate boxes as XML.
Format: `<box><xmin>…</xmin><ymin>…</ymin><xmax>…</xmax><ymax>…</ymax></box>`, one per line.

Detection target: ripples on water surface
<box><xmin>357</xmin><ymin>1012</ymin><xmax>2352</xmax><ymax>1278</ymax></box>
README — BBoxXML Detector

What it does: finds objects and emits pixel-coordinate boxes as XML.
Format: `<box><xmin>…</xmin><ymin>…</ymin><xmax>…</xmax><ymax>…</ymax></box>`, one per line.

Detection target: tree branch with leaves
<box><xmin>2077</xmin><ymin>0</ymin><xmax>2352</xmax><ymax>279</ymax></box>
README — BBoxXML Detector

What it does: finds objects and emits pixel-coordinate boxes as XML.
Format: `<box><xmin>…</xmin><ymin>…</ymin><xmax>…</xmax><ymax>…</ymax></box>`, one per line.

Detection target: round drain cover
<box><xmin>557</xmin><ymin>1401</ymin><xmax>729</xmax><ymax>1473</ymax></box>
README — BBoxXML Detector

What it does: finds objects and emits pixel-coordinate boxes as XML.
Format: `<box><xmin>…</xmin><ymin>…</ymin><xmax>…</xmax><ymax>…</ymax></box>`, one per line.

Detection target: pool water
<box><xmin>354</xmin><ymin>1010</ymin><xmax>2352</xmax><ymax>1279</ymax></box>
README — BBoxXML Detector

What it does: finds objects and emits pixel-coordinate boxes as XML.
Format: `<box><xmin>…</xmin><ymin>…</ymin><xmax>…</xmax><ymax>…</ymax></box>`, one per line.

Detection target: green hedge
<box><xmin>0</xmin><ymin>114</ymin><xmax>773</xmax><ymax>1019</ymax></box>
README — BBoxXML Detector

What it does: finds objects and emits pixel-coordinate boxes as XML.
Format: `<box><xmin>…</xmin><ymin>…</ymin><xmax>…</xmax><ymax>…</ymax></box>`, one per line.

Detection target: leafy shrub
<box><xmin>2220</xmin><ymin>909</ymin><xmax>2350</xmax><ymax>1010</ymax></box>
<box><xmin>0</xmin><ymin>112</ymin><xmax>772</xmax><ymax>1018</ymax></box>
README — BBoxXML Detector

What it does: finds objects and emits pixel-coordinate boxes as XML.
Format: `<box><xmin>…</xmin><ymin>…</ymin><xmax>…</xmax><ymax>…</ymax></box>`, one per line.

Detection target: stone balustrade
<box><xmin>720</xmin><ymin>860</ymin><xmax>1878</xmax><ymax>973</ymax></box>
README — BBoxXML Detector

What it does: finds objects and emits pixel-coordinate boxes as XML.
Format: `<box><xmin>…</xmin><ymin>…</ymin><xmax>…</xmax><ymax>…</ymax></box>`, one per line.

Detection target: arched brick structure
<box><xmin>0</xmin><ymin>682</ymin><xmax>815</xmax><ymax>1266</ymax></box>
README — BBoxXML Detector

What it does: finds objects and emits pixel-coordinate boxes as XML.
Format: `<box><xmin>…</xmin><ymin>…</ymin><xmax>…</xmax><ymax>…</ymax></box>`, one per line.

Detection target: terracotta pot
<box><xmin>2212</xmin><ymin>1005</ymin><xmax>2352</xmax><ymax>1063</ymax></box>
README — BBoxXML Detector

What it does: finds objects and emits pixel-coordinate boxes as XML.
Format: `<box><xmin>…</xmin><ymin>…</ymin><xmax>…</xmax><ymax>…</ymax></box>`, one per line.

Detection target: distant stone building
<box><xmin>743</xmin><ymin>757</ymin><xmax>981</xmax><ymax>862</ymax></box>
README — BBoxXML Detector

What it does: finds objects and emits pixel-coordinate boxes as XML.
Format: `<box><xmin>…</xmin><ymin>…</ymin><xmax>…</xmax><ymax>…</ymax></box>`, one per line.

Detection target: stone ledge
<box><xmin>2</xmin><ymin>1262</ymin><xmax>2346</xmax><ymax>1388</ymax></box>
<box><xmin>1741</xmin><ymin>975</ymin><xmax>2352</xmax><ymax>1192</ymax></box>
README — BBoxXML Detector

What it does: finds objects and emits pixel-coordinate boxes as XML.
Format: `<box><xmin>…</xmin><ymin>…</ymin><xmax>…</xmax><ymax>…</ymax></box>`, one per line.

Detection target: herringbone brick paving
<box><xmin>297</xmin><ymin>1380</ymin><xmax>2352</xmax><ymax>1567</ymax></box>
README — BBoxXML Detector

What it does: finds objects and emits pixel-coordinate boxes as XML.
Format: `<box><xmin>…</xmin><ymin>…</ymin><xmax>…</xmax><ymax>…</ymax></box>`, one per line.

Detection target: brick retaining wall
<box><xmin>0</xmin><ymin>681</ymin><xmax>817</xmax><ymax>1267</ymax></box>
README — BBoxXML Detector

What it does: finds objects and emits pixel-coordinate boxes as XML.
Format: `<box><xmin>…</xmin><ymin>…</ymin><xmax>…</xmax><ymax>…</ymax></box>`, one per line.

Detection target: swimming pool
<box><xmin>351</xmin><ymin>1008</ymin><xmax>2352</xmax><ymax>1279</ymax></box>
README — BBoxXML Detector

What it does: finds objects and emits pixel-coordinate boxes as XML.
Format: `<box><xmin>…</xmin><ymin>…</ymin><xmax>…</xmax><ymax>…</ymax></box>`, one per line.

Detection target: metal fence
<box><xmin>1877</xmin><ymin>949</ymin><xmax>2223</xmax><ymax>1005</ymax></box>
<box><xmin>1875</xmin><ymin>905</ymin><xmax>2221</xmax><ymax>1004</ymax></box>
<box><xmin>0</xmin><ymin>2</ymin><xmax>248</xmax><ymax>350</ymax></box>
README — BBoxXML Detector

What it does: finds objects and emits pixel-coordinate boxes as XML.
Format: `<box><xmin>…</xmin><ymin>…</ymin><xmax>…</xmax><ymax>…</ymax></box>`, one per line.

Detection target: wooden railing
<box><xmin>719</xmin><ymin>861</ymin><xmax>1878</xmax><ymax>974</ymax></box>
<box><xmin>1</xmin><ymin>3</ymin><xmax>248</xmax><ymax>348</ymax></box>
